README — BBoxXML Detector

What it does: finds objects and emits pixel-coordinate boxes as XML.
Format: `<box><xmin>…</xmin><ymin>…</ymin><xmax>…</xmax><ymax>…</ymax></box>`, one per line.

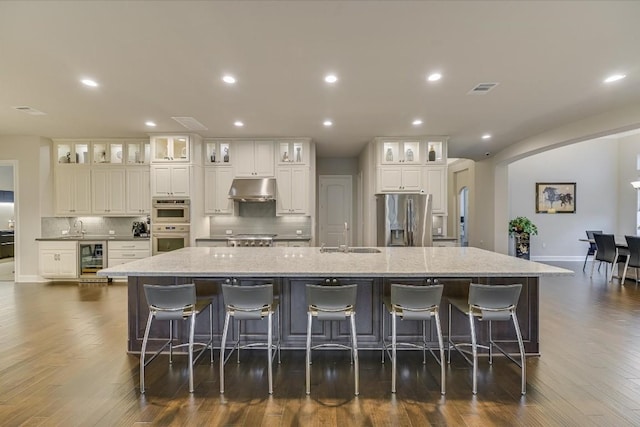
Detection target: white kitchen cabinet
<box><xmin>423</xmin><ymin>166</ymin><xmax>447</xmax><ymax>214</ymax></box>
<box><xmin>274</xmin><ymin>240</ymin><xmax>311</xmax><ymax>247</ymax></box>
<box><xmin>55</xmin><ymin>167</ymin><xmax>92</xmax><ymax>215</ymax></box>
<box><xmin>204</xmin><ymin>167</ymin><xmax>234</xmax><ymax>214</ymax></box>
<box><xmin>126</xmin><ymin>167</ymin><xmax>151</xmax><ymax>214</ymax></box>
<box><xmin>234</xmin><ymin>140</ymin><xmax>275</xmax><ymax>177</ymax></box>
<box><xmin>276</xmin><ymin>166</ymin><xmax>309</xmax><ymax>214</ymax></box>
<box><xmin>54</xmin><ymin>140</ymin><xmax>91</xmax><ymax>165</ymax></box>
<box><xmin>39</xmin><ymin>241</ymin><xmax>78</xmax><ymax>279</ymax></box>
<box><xmin>150</xmin><ymin>135</ymin><xmax>190</xmax><ymax>162</ymax></box>
<box><xmin>151</xmin><ymin>164</ymin><xmax>190</xmax><ymax>197</ymax></box>
<box><xmin>92</xmin><ymin>168</ymin><xmax>126</xmax><ymax>214</ymax></box>
<box><xmin>108</xmin><ymin>240</ymin><xmax>150</xmax><ymax>267</ymax></box>
<box><xmin>196</xmin><ymin>240</ymin><xmax>228</xmax><ymax>247</ymax></box>
<box><xmin>425</xmin><ymin>139</ymin><xmax>447</xmax><ymax>164</ymax></box>
<box><xmin>92</xmin><ymin>141</ymin><xmax>125</xmax><ymax>165</ymax></box>
<box><xmin>378</xmin><ymin>166</ymin><xmax>422</xmax><ymax>192</ymax></box>
<box><xmin>379</xmin><ymin>140</ymin><xmax>421</xmax><ymax>164</ymax></box>
<box><xmin>278</xmin><ymin>140</ymin><xmax>310</xmax><ymax>165</ymax></box>
<box><xmin>204</xmin><ymin>139</ymin><xmax>232</xmax><ymax>165</ymax></box>
<box><xmin>125</xmin><ymin>140</ymin><xmax>151</xmax><ymax>164</ymax></box>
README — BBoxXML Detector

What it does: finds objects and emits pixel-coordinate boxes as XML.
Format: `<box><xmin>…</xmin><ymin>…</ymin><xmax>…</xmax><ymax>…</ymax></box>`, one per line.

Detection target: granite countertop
<box><xmin>98</xmin><ymin>246</ymin><xmax>572</xmax><ymax>278</ymax></box>
<box><xmin>37</xmin><ymin>235</ymin><xmax>150</xmax><ymax>241</ymax></box>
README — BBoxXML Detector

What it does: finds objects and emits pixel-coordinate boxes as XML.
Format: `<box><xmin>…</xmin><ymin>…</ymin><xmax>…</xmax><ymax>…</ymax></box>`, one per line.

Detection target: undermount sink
<box><xmin>320</xmin><ymin>247</ymin><xmax>381</xmax><ymax>254</ymax></box>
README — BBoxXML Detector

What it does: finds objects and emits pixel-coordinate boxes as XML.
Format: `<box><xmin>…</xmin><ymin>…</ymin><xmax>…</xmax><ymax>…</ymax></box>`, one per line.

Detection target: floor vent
<box><xmin>467</xmin><ymin>82</ymin><xmax>499</xmax><ymax>95</ymax></box>
<box><xmin>12</xmin><ymin>106</ymin><xmax>47</xmax><ymax>115</ymax></box>
<box><xmin>171</xmin><ymin>116</ymin><xmax>208</xmax><ymax>131</ymax></box>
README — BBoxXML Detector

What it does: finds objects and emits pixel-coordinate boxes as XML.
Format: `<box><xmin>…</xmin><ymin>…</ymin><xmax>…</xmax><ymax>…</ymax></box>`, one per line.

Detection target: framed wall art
<box><xmin>535</xmin><ymin>182</ymin><xmax>576</xmax><ymax>213</ymax></box>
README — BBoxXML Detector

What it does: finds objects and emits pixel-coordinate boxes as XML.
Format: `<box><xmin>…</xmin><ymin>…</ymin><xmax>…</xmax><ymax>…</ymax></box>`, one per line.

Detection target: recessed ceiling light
<box><xmin>427</xmin><ymin>73</ymin><xmax>442</xmax><ymax>82</ymax></box>
<box><xmin>234</xmin><ymin>121</ymin><xmax>244</xmax><ymax>127</ymax></box>
<box><xmin>323</xmin><ymin>120</ymin><xmax>333</xmax><ymax>127</ymax></box>
<box><xmin>412</xmin><ymin>119</ymin><xmax>423</xmax><ymax>126</ymax></box>
<box><xmin>222</xmin><ymin>75</ymin><xmax>236</xmax><ymax>84</ymax></box>
<box><xmin>482</xmin><ymin>134</ymin><xmax>491</xmax><ymax>140</ymax></box>
<box><xmin>81</xmin><ymin>78</ymin><xmax>99</xmax><ymax>87</ymax></box>
<box><xmin>324</xmin><ymin>74</ymin><xmax>338</xmax><ymax>83</ymax></box>
<box><xmin>604</xmin><ymin>74</ymin><xmax>626</xmax><ymax>83</ymax></box>
<box><xmin>145</xmin><ymin>121</ymin><xmax>156</xmax><ymax>127</ymax></box>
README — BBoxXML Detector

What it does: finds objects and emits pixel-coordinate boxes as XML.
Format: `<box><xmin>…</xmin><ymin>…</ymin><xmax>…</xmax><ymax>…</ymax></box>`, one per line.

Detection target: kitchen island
<box><xmin>98</xmin><ymin>246</ymin><xmax>571</xmax><ymax>354</ymax></box>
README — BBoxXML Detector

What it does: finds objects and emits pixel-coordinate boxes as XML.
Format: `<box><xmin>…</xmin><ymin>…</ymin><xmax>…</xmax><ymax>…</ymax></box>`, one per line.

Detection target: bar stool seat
<box><xmin>382</xmin><ymin>283</ymin><xmax>445</xmax><ymax>394</ymax></box>
<box><xmin>219</xmin><ymin>283</ymin><xmax>280</xmax><ymax>394</ymax></box>
<box><xmin>448</xmin><ymin>283</ymin><xmax>526</xmax><ymax>395</ymax></box>
<box><xmin>140</xmin><ymin>283</ymin><xmax>214</xmax><ymax>394</ymax></box>
<box><xmin>305</xmin><ymin>283</ymin><xmax>359</xmax><ymax>396</ymax></box>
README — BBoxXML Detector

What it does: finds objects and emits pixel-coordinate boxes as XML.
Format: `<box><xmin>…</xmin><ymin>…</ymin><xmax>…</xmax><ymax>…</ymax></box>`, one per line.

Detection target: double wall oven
<box><xmin>152</xmin><ymin>198</ymin><xmax>191</xmax><ymax>255</ymax></box>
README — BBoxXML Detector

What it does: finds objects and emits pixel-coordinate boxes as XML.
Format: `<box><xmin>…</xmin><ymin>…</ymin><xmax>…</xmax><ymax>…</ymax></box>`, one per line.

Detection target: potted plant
<box><xmin>508</xmin><ymin>217</ymin><xmax>538</xmax><ymax>259</ymax></box>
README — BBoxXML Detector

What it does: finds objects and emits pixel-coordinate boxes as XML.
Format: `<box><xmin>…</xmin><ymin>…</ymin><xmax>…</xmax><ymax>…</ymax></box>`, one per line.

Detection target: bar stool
<box><xmin>219</xmin><ymin>283</ymin><xmax>280</xmax><ymax>394</ymax></box>
<box><xmin>382</xmin><ymin>283</ymin><xmax>445</xmax><ymax>394</ymax></box>
<box><xmin>448</xmin><ymin>283</ymin><xmax>526</xmax><ymax>395</ymax></box>
<box><xmin>140</xmin><ymin>283</ymin><xmax>214</xmax><ymax>394</ymax></box>
<box><xmin>305</xmin><ymin>283</ymin><xmax>359</xmax><ymax>396</ymax></box>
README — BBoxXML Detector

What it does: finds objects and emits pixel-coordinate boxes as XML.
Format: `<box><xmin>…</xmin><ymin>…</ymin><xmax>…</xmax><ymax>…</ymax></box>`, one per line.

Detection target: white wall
<box><xmin>508</xmin><ymin>138</ymin><xmax>618</xmax><ymax>260</ymax></box>
<box><xmin>617</xmin><ymin>133</ymin><xmax>640</xmax><ymax>235</ymax></box>
<box><xmin>483</xmin><ymin>102</ymin><xmax>640</xmax><ymax>253</ymax></box>
<box><xmin>0</xmin><ymin>136</ymin><xmax>53</xmax><ymax>281</ymax></box>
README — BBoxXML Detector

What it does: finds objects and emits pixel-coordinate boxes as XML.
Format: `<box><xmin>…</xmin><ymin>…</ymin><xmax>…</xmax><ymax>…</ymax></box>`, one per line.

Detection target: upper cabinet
<box><xmin>204</xmin><ymin>140</ymin><xmax>232</xmax><ymax>165</ymax></box>
<box><xmin>150</xmin><ymin>135</ymin><xmax>190</xmax><ymax>162</ymax></box>
<box><xmin>278</xmin><ymin>140</ymin><xmax>310</xmax><ymax>165</ymax></box>
<box><xmin>92</xmin><ymin>141</ymin><xmax>124</xmax><ymax>165</ymax></box>
<box><xmin>424</xmin><ymin>138</ymin><xmax>447</xmax><ymax>164</ymax></box>
<box><xmin>379</xmin><ymin>140</ymin><xmax>421</xmax><ymax>164</ymax></box>
<box><xmin>54</xmin><ymin>140</ymin><xmax>91</xmax><ymax>165</ymax></box>
<box><xmin>55</xmin><ymin>168</ymin><xmax>92</xmax><ymax>215</ymax></box>
<box><xmin>376</xmin><ymin>137</ymin><xmax>447</xmax><ymax>165</ymax></box>
<box><xmin>125</xmin><ymin>140</ymin><xmax>151</xmax><ymax>165</ymax></box>
<box><xmin>234</xmin><ymin>140</ymin><xmax>275</xmax><ymax>177</ymax></box>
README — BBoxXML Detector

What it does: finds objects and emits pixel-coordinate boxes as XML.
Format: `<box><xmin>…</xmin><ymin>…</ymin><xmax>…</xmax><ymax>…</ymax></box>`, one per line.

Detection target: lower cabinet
<box><xmin>274</xmin><ymin>240</ymin><xmax>311</xmax><ymax>247</ymax></box>
<box><xmin>38</xmin><ymin>241</ymin><xmax>78</xmax><ymax>279</ymax></box>
<box><xmin>107</xmin><ymin>240</ymin><xmax>150</xmax><ymax>272</ymax></box>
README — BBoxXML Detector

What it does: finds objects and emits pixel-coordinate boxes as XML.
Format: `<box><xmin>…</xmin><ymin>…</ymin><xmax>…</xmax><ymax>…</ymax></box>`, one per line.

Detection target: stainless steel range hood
<box><xmin>228</xmin><ymin>178</ymin><xmax>276</xmax><ymax>202</ymax></box>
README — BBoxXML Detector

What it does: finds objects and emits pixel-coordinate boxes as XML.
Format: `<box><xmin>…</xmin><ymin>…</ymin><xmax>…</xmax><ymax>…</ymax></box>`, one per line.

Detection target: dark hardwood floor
<box><xmin>1</xmin><ymin>262</ymin><xmax>640</xmax><ymax>426</ymax></box>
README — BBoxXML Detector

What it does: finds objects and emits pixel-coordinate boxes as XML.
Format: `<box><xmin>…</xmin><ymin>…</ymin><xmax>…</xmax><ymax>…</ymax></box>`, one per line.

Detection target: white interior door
<box><xmin>319</xmin><ymin>175</ymin><xmax>352</xmax><ymax>247</ymax></box>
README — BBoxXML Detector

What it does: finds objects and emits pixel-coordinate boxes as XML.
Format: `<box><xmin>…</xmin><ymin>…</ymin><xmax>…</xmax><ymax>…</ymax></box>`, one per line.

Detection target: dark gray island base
<box><xmin>104</xmin><ymin>246</ymin><xmax>572</xmax><ymax>356</ymax></box>
<box><xmin>127</xmin><ymin>274</ymin><xmax>540</xmax><ymax>355</ymax></box>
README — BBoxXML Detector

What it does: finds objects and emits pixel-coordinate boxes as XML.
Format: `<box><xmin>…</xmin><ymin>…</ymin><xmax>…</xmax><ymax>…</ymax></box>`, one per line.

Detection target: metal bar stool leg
<box><xmin>188</xmin><ymin>313</ymin><xmax>196</xmax><ymax>393</ymax></box>
<box><xmin>350</xmin><ymin>313</ymin><xmax>359</xmax><ymax>396</ymax></box>
<box><xmin>469</xmin><ymin>312</ymin><xmax>478</xmax><ymax>395</ymax></box>
<box><xmin>219</xmin><ymin>311</ymin><xmax>231</xmax><ymax>394</ymax></box>
<box><xmin>267</xmin><ymin>311</ymin><xmax>273</xmax><ymax>395</ymax></box>
<box><xmin>512</xmin><ymin>311</ymin><xmax>527</xmax><ymax>395</ymax></box>
<box><xmin>434</xmin><ymin>311</ymin><xmax>446</xmax><ymax>395</ymax></box>
<box><xmin>391</xmin><ymin>312</ymin><xmax>397</xmax><ymax>393</ymax></box>
<box><xmin>488</xmin><ymin>320</ymin><xmax>493</xmax><ymax>365</ymax></box>
<box><xmin>140</xmin><ymin>312</ymin><xmax>153</xmax><ymax>394</ymax></box>
<box><xmin>305</xmin><ymin>311</ymin><xmax>312</xmax><ymax>395</ymax></box>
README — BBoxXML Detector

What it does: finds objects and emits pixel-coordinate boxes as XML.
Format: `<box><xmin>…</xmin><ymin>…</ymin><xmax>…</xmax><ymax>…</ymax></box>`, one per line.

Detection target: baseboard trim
<box><xmin>531</xmin><ymin>256</ymin><xmax>584</xmax><ymax>262</ymax></box>
<box><xmin>16</xmin><ymin>275</ymin><xmax>49</xmax><ymax>283</ymax></box>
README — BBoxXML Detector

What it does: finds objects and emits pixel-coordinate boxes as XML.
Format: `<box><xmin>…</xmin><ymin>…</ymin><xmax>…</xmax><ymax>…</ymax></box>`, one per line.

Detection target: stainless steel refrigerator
<box><xmin>376</xmin><ymin>193</ymin><xmax>433</xmax><ymax>247</ymax></box>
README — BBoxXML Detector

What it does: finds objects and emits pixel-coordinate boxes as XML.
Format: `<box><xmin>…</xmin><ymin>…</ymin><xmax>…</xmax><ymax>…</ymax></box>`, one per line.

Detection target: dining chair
<box><xmin>591</xmin><ymin>233</ymin><xmax>627</xmax><ymax>283</ymax></box>
<box><xmin>621</xmin><ymin>235</ymin><xmax>640</xmax><ymax>285</ymax></box>
<box><xmin>583</xmin><ymin>230</ymin><xmax>602</xmax><ymax>272</ymax></box>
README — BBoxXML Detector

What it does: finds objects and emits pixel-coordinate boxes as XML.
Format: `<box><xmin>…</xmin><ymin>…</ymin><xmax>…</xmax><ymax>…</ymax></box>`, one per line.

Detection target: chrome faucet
<box><xmin>341</xmin><ymin>222</ymin><xmax>349</xmax><ymax>252</ymax></box>
<box><xmin>73</xmin><ymin>220</ymin><xmax>85</xmax><ymax>236</ymax></box>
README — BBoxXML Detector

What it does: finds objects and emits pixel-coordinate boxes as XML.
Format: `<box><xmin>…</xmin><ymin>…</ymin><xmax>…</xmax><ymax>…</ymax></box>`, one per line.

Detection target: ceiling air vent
<box><xmin>12</xmin><ymin>106</ymin><xmax>47</xmax><ymax>115</ymax></box>
<box><xmin>467</xmin><ymin>82</ymin><xmax>499</xmax><ymax>95</ymax></box>
<box><xmin>171</xmin><ymin>116</ymin><xmax>208</xmax><ymax>131</ymax></box>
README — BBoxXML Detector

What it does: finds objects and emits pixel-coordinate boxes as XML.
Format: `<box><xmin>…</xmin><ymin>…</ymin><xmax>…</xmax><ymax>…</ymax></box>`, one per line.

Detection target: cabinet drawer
<box><xmin>108</xmin><ymin>249</ymin><xmax>149</xmax><ymax>259</ymax></box>
<box><xmin>108</xmin><ymin>241</ymin><xmax>150</xmax><ymax>251</ymax></box>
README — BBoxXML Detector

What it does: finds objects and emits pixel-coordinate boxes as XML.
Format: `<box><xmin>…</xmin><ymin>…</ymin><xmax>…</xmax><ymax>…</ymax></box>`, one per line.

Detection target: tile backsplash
<box><xmin>41</xmin><ymin>216</ymin><xmax>148</xmax><ymax>238</ymax></box>
<box><xmin>209</xmin><ymin>215</ymin><xmax>311</xmax><ymax>237</ymax></box>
